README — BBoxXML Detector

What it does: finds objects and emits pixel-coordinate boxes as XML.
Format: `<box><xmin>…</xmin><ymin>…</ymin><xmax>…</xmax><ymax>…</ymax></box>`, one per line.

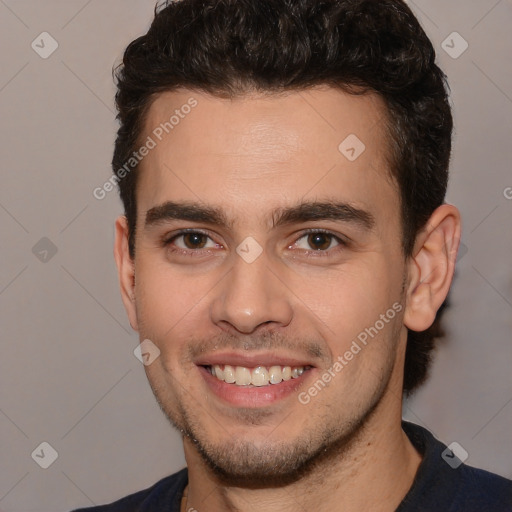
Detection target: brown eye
<box><xmin>292</xmin><ymin>230</ymin><xmax>344</xmax><ymax>255</ymax></box>
<box><xmin>182</xmin><ymin>233</ymin><xmax>208</xmax><ymax>249</ymax></box>
<box><xmin>307</xmin><ymin>232</ymin><xmax>333</xmax><ymax>251</ymax></box>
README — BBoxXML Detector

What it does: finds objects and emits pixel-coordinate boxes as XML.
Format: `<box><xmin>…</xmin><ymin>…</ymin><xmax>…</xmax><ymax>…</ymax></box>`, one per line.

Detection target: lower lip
<box><xmin>198</xmin><ymin>366</ymin><xmax>313</xmax><ymax>407</ymax></box>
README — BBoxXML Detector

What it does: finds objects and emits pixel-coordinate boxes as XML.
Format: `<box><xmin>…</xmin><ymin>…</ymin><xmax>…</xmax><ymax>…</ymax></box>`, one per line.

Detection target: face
<box><xmin>120</xmin><ymin>87</ymin><xmax>409</xmax><ymax>484</ymax></box>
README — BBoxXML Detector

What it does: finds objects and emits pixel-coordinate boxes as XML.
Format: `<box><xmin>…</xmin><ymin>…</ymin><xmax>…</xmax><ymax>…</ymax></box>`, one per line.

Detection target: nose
<box><xmin>210</xmin><ymin>250</ymin><xmax>294</xmax><ymax>335</ymax></box>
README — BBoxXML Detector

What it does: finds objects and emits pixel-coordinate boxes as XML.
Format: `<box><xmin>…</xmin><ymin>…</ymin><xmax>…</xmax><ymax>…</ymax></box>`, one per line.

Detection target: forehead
<box><xmin>136</xmin><ymin>87</ymin><xmax>397</xmax><ymax>228</ymax></box>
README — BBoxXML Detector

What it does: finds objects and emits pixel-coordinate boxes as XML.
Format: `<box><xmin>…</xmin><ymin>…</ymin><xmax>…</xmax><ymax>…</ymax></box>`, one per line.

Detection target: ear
<box><xmin>403</xmin><ymin>204</ymin><xmax>461</xmax><ymax>332</ymax></box>
<box><xmin>113</xmin><ymin>215</ymin><xmax>139</xmax><ymax>332</ymax></box>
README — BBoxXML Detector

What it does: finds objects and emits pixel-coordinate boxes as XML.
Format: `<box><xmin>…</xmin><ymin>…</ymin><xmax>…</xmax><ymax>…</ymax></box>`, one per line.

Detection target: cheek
<box><xmin>290</xmin><ymin>261</ymin><xmax>397</xmax><ymax>345</ymax></box>
<box><xmin>134</xmin><ymin>260</ymin><xmax>213</xmax><ymax>344</ymax></box>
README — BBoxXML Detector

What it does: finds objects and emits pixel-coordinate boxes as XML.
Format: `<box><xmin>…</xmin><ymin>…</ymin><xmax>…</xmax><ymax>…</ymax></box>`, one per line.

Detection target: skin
<box><xmin>114</xmin><ymin>86</ymin><xmax>461</xmax><ymax>512</ymax></box>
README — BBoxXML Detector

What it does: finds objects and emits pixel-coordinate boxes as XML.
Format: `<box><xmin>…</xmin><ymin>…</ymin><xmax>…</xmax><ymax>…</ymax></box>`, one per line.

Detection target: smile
<box><xmin>205</xmin><ymin>364</ymin><xmax>312</xmax><ymax>386</ymax></box>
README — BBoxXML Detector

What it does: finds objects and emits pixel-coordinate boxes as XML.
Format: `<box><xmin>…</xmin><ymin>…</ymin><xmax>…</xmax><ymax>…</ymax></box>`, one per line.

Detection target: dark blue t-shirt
<box><xmin>73</xmin><ymin>421</ymin><xmax>512</xmax><ymax>511</ymax></box>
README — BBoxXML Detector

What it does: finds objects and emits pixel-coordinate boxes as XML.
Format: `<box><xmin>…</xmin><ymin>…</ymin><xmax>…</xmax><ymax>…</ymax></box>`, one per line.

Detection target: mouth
<box><xmin>195</xmin><ymin>354</ymin><xmax>316</xmax><ymax>407</ymax></box>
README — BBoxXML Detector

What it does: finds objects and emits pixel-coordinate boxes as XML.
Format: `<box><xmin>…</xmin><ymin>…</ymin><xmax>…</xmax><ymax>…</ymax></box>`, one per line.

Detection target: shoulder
<box><xmin>453</xmin><ymin>463</ymin><xmax>512</xmax><ymax>509</ymax></box>
<box><xmin>400</xmin><ymin>421</ymin><xmax>512</xmax><ymax>511</ymax></box>
<box><xmin>71</xmin><ymin>468</ymin><xmax>188</xmax><ymax>512</ymax></box>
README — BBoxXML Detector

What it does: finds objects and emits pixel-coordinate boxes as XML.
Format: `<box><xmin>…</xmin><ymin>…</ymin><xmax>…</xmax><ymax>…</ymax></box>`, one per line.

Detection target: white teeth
<box><xmin>291</xmin><ymin>367</ymin><xmax>304</xmax><ymax>378</ymax></box>
<box><xmin>235</xmin><ymin>366</ymin><xmax>252</xmax><ymax>386</ymax></box>
<box><xmin>214</xmin><ymin>366</ymin><xmax>224</xmax><ymax>380</ymax></box>
<box><xmin>209</xmin><ymin>364</ymin><xmax>306</xmax><ymax>386</ymax></box>
<box><xmin>251</xmin><ymin>366</ymin><xmax>270</xmax><ymax>386</ymax></box>
<box><xmin>268</xmin><ymin>365</ymin><xmax>282</xmax><ymax>385</ymax></box>
<box><xmin>223</xmin><ymin>365</ymin><xmax>236</xmax><ymax>384</ymax></box>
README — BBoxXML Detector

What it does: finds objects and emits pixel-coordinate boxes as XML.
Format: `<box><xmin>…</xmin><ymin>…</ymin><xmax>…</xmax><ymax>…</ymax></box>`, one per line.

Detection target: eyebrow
<box><xmin>145</xmin><ymin>200</ymin><xmax>375</xmax><ymax>232</ymax></box>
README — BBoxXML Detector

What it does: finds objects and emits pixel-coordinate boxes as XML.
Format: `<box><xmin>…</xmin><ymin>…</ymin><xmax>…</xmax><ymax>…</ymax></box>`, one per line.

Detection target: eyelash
<box><xmin>162</xmin><ymin>228</ymin><xmax>348</xmax><ymax>258</ymax></box>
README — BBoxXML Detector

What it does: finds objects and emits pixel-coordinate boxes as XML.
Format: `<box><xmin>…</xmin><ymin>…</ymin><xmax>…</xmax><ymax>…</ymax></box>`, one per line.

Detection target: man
<box><xmin>76</xmin><ymin>0</ymin><xmax>512</xmax><ymax>510</ymax></box>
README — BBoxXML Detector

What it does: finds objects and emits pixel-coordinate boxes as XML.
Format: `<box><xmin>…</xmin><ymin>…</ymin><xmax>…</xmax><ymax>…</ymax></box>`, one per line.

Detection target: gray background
<box><xmin>0</xmin><ymin>1</ymin><xmax>511</xmax><ymax>510</ymax></box>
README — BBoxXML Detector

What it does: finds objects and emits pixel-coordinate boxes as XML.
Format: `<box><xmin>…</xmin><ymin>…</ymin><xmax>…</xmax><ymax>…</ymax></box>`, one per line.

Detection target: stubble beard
<box><xmin>144</xmin><ymin>294</ymin><xmax>405</xmax><ymax>487</ymax></box>
<box><xmin>150</xmin><ymin>357</ymin><xmax>395</xmax><ymax>487</ymax></box>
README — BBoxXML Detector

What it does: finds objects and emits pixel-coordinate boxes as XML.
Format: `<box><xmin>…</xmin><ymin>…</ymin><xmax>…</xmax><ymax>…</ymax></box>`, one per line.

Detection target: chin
<box><xmin>178</xmin><ymin>405</ymin><xmax>379</xmax><ymax>487</ymax></box>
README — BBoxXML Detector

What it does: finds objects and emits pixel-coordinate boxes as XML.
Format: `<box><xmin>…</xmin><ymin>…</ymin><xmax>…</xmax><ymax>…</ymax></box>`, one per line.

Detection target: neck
<box><xmin>182</xmin><ymin>391</ymin><xmax>421</xmax><ymax>512</ymax></box>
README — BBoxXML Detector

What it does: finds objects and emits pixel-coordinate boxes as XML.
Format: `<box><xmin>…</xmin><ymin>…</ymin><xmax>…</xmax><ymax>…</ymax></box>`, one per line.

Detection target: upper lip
<box><xmin>194</xmin><ymin>352</ymin><xmax>316</xmax><ymax>369</ymax></box>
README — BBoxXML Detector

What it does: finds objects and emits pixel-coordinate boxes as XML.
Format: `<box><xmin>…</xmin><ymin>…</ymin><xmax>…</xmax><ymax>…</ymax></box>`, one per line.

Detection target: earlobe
<box><xmin>403</xmin><ymin>204</ymin><xmax>461</xmax><ymax>333</ymax></box>
<box><xmin>113</xmin><ymin>215</ymin><xmax>139</xmax><ymax>332</ymax></box>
